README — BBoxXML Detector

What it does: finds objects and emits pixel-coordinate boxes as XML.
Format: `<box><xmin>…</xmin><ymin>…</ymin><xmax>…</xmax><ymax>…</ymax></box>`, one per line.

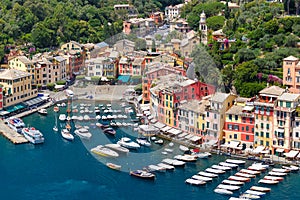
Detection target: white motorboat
<box><xmin>240</xmin><ymin>169</ymin><xmax>261</xmax><ymax>175</ymax></box>
<box><xmin>95</xmin><ymin>115</ymin><xmax>101</xmax><ymax>120</ymax></box>
<box><xmin>21</xmin><ymin>127</ymin><xmax>44</xmax><ymax>144</ymax></box>
<box><xmin>198</xmin><ymin>171</ymin><xmax>218</xmax><ymax>178</ymax></box>
<box><xmin>235</xmin><ymin>172</ymin><xmax>255</xmax><ymax>178</ymax></box>
<box><xmin>282</xmin><ymin>165</ymin><xmax>299</xmax><ymax>171</ymax></box>
<box><xmin>248</xmin><ymin>165</ymin><xmax>266</xmax><ymax>171</ymax></box>
<box><xmin>157</xmin><ymin>163</ymin><xmax>175</xmax><ymax>170</ymax></box>
<box><xmin>83</xmin><ymin>115</ymin><xmax>90</xmax><ymax>120</ymax></box>
<box><xmin>164</xmin><ymin>148</ymin><xmax>174</xmax><ymax>153</ymax></box>
<box><xmin>193</xmin><ymin>152</ymin><xmax>211</xmax><ymax>159</ymax></box>
<box><xmin>258</xmin><ymin>179</ymin><xmax>279</xmax><ymax>184</ymax></box>
<box><xmin>268</xmin><ymin>171</ymin><xmax>287</xmax><ymax>176</ymax></box>
<box><xmin>77</xmin><ymin>116</ymin><xmax>83</xmax><ymax>121</ymax></box>
<box><xmin>147</xmin><ymin>164</ymin><xmax>166</xmax><ymax>172</ymax></box>
<box><xmin>219</xmin><ymin>162</ymin><xmax>238</xmax><ymax>168</ymax></box>
<box><xmin>91</xmin><ymin>145</ymin><xmax>119</xmax><ymax>157</ymax></box>
<box><xmin>222</xmin><ymin>179</ymin><xmax>244</xmax><ymax>186</ymax></box>
<box><xmin>191</xmin><ymin>175</ymin><xmax>213</xmax><ymax>182</ymax></box>
<box><xmin>228</xmin><ymin>176</ymin><xmax>250</xmax><ymax>182</ymax></box>
<box><xmin>179</xmin><ymin>145</ymin><xmax>189</xmax><ymax>152</ymax></box>
<box><xmin>211</xmin><ymin>165</ymin><xmax>231</xmax><ymax>171</ymax></box>
<box><xmin>154</xmin><ymin>139</ymin><xmax>164</xmax><ymax>145</ymax></box>
<box><xmin>217</xmin><ymin>184</ymin><xmax>240</xmax><ymax>191</ymax></box>
<box><xmin>162</xmin><ymin>158</ymin><xmax>185</xmax><ymax>167</ymax></box>
<box><xmin>74</xmin><ymin>128</ymin><xmax>92</xmax><ymax>139</ymax></box>
<box><xmin>250</xmin><ymin>186</ymin><xmax>271</xmax><ymax>192</ymax></box>
<box><xmin>226</xmin><ymin>159</ymin><xmax>246</xmax><ymax>165</ymax></box>
<box><xmin>214</xmin><ymin>188</ymin><xmax>233</xmax><ymax>195</ymax></box>
<box><xmin>136</xmin><ymin>137</ymin><xmax>151</xmax><ymax>146</ymax></box>
<box><xmin>251</xmin><ymin>162</ymin><xmax>269</xmax><ymax>169</ymax></box>
<box><xmin>185</xmin><ymin>178</ymin><xmax>206</xmax><ymax>186</ymax></box>
<box><xmin>106</xmin><ymin>162</ymin><xmax>121</xmax><ymax>170</ymax></box>
<box><xmin>102</xmin><ymin>116</ymin><xmax>107</xmax><ymax>120</ymax></box>
<box><xmin>174</xmin><ymin>155</ymin><xmax>197</xmax><ymax>162</ymax></box>
<box><xmin>229</xmin><ymin>198</ymin><xmax>250</xmax><ymax>200</ymax></box>
<box><xmin>272</xmin><ymin>168</ymin><xmax>290</xmax><ymax>173</ymax></box>
<box><xmin>6</xmin><ymin>117</ymin><xmax>25</xmax><ymax>133</ymax></box>
<box><xmin>38</xmin><ymin>108</ymin><xmax>48</xmax><ymax>115</ymax></box>
<box><xmin>104</xmin><ymin>143</ymin><xmax>129</xmax><ymax>153</ymax></box>
<box><xmin>245</xmin><ymin>190</ymin><xmax>266</xmax><ymax>196</ymax></box>
<box><xmin>117</xmin><ymin>137</ymin><xmax>140</xmax><ymax>149</ymax></box>
<box><xmin>240</xmin><ymin>193</ymin><xmax>260</xmax><ymax>199</ymax></box>
<box><xmin>263</xmin><ymin>175</ymin><xmax>283</xmax><ymax>181</ymax></box>
<box><xmin>61</xmin><ymin>129</ymin><xmax>74</xmax><ymax>141</ymax></box>
<box><xmin>59</xmin><ymin>114</ymin><xmax>66</xmax><ymax>121</ymax></box>
<box><xmin>161</xmin><ymin>151</ymin><xmax>168</xmax><ymax>155</ymax></box>
<box><xmin>205</xmin><ymin>168</ymin><xmax>226</xmax><ymax>174</ymax></box>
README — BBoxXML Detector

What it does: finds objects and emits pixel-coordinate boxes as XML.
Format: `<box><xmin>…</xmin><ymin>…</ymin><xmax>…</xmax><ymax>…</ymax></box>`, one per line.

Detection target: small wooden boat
<box><xmin>226</xmin><ymin>159</ymin><xmax>246</xmax><ymax>165</ymax></box>
<box><xmin>235</xmin><ymin>172</ymin><xmax>255</xmax><ymax>178</ymax></box>
<box><xmin>245</xmin><ymin>189</ymin><xmax>266</xmax><ymax>196</ymax></box>
<box><xmin>250</xmin><ymin>186</ymin><xmax>271</xmax><ymax>192</ymax></box>
<box><xmin>205</xmin><ymin>168</ymin><xmax>226</xmax><ymax>174</ymax></box>
<box><xmin>157</xmin><ymin>163</ymin><xmax>175</xmax><ymax>170</ymax></box>
<box><xmin>268</xmin><ymin>171</ymin><xmax>287</xmax><ymax>176</ymax></box>
<box><xmin>282</xmin><ymin>165</ymin><xmax>299</xmax><ymax>171</ymax></box>
<box><xmin>263</xmin><ymin>175</ymin><xmax>284</xmax><ymax>181</ymax></box>
<box><xmin>179</xmin><ymin>145</ymin><xmax>189</xmax><ymax>152</ymax></box>
<box><xmin>38</xmin><ymin>108</ymin><xmax>48</xmax><ymax>115</ymax></box>
<box><xmin>217</xmin><ymin>184</ymin><xmax>240</xmax><ymax>191</ymax></box>
<box><xmin>214</xmin><ymin>188</ymin><xmax>233</xmax><ymax>195</ymax></box>
<box><xmin>130</xmin><ymin>170</ymin><xmax>155</xmax><ymax>179</ymax></box>
<box><xmin>228</xmin><ymin>175</ymin><xmax>250</xmax><ymax>182</ymax></box>
<box><xmin>240</xmin><ymin>169</ymin><xmax>261</xmax><ymax>175</ymax></box>
<box><xmin>198</xmin><ymin>171</ymin><xmax>218</xmax><ymax>178</ymax></box>
<box><xmin>272</xmin><ymin>168</ymin><xmax>290</xmax><ymax>173</ymax></box>
<box><xmin>191</xmin><ymin>175</ymin><xmax>213</xmax><ymax>182</ymax></box>
<box><xmin>106</xmin><ymin>162</ymin><xmax>121</xmax><ymax>170</ymax></box>
<box><xmin>222</xmin><ymin>179</ymin><xmax>244</xmax><ymax>186</ymax></box>
<box><xmin>211</xmin><ymin>165</ymin><xmax>231</xmax><ymax>171</ymax></box>
<box><xmin>185</xmin><ymin>178</ymin><xmax>206</xmax><ymax>186</ymax></box>
<box><xmin>219</xmin><ymin>162</ymin><xmax>238</xmax><ymax>168</ymax></box>
<box><xmin>240</xmin><ymin>193</ymin><xmax>260</xmax><ymax>199</ymax></box>
<box><xmin>258</xmin><ymin>179</ymin><xmax>279</xmax><ymax>185</ymax></box>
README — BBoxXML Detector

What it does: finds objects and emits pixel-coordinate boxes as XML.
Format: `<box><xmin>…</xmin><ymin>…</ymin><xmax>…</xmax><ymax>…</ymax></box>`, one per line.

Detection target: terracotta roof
<box><xmin>283</xmin><ymin>55</ymin><xmax>299</xmax><ymax>61</ymax></box>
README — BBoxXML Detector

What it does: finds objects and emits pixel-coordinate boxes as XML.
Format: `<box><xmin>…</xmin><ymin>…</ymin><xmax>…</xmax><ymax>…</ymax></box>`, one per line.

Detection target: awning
<box><xmin>190</xmin><ymin>135</ymin><xmax>202</xmax><ymax>142</ymax></box>
<box><xmin>178</xmin><ymin>132</ymin><xmax>189</xmax><ymax>138</ymax></box>
<box><xmin>276</xmin><ymin>129</ymin><xmax>284</xmax><ymax>133</ymax></box>
<box><xmin>276</xmin><ymin>148</ymin><xmax>285</xmax><ymax>153</ymax></box>
<box><xmin>185</xmin><ymin>134</ymin><xmax>194</xmax><ymax>139</ymax></box>
<box><xmin>55</xmin><ymin>85</ymin><xmax>65</xmax><ymax>89</ymax></box>
<box><xmin>243</xmin><ymin>105</ymin><xmax>254</xmax><ymax>111</ymax></box>
<box><xmin>0</xmin><ymin>110</ymin><xmax>10</xmax><ymax>116</ymax></box>
<box><xmin>167</xmin><ymin>128</ymin><xmax>182</xmax><ymax>135</ymax></box>
<box><xmin>205</xmin><ymin>140</ymin><xmax>218</xmax><ymax>146</ymax></box>
<box><xmin>4</xmin><ymin>103</ymin><xmax>26</xmax><ymax>113</ymax></box>
<box><xmin>253</xmin><ymin>146</ymin><xmax>265</xmax><ymax>154</ymax></box>
<box><xmin>161</xmin><ymin>126</ymin><xmax>172</xmax><ymax>132</ymax></box>
<box><xmin>154</xmin><ymin>122</ymin><xmax>165</xmax><ymax>129</ymax></box>
<box><xmin>118</xmin><ymin>75</ymin><xmax>131</xmax><ymax>83</ymax></box>
<box><xmin>284</xmin><ymin>150</ymin><xmax>299</xmax><ymax>158</ymax></box>
<box><xmin>228</xmin><ymin>141</ymin><xmax>240</xmax><ymax>149</ymax></box>
<box><xmin>23</xmin><ymin>97</ymin><xmax>45</xmax><ymax>107</ymax></box>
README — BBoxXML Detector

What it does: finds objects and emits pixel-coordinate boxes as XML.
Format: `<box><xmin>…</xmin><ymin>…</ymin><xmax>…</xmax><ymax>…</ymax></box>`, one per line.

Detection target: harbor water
<box><xmin>1</xmin><ymin>101</ymin><xmax>300</xmax><ymax>200</ymax></box>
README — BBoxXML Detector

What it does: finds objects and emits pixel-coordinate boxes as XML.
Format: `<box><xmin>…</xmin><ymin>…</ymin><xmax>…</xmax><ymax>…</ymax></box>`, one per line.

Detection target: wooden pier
<box><xmin>0</xmin><ymin>120</ymin><xmax>28</xmax><ymax>144</ymax></box>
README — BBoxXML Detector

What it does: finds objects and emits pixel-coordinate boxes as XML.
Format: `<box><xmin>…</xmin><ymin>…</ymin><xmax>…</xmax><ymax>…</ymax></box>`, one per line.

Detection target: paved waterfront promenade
<box><xmin>0</xmin><ymin>120</ymin><xmax>28</xmax><ymax>144</ymax></box>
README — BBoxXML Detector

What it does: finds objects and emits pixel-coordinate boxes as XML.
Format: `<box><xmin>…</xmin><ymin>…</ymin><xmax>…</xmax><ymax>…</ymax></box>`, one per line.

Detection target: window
<box><xmin>266</xmin><ymin>141</ymin><xmax>269</xmax><ymax>147</ymax></box>
<box><xmin>260</xmin><ymin>132</ymin><xmax>264</xmax><ymax>137</ymax></box>
<box><xmin>246</xmin><ymin>135</ymin><xmax>250</xmax><ymax>141</ymax></box>
<box><xmin>229</xmin><ymin>114</ymin><xmax>232</xmax><ymax>120</ymax></box>
<box><xmin>260</xmin><ymin>123</ymin><xmax>264</xmax><ymax>129</ymax></box>
<box><xmin>246</xmin><ymin>126</ymin><xmax>249</xmax><ymax>131</ymax></box>
<box><xmin>228</xmin><ymin>124</ymin><xmax>232</xmax><ymax>130</ymax></box>
<box><xmin>235</xmin><ymin>115</ymin><xmax>238</xmax><ymax>121</ymax></box>
<box><xmin>214</xmin><ymin>113</ymin><xmax>217</xmax><ymax>119</ymax></box>
<box><xmin>266</xmin><ymin>132</ymin><xmax>270</xmax><ymax>138</ymax></box>
<box><xmin>266</xmin><ymin>124</ymin><xmax>269</xmax><ymax>130</ymax></box>
<box><xmin>234</xmin><ymin>134</ymin><xmax>237</xmax><ymax>139</ymax></box>
<box><xmin>206</xmin><ymin>122</ymin><xmax>210</xmax><ymax>128</ymax></box>
<box><xmin>286</xmin><ymin>102</ymin><xmax>291</xmax><ymax>108</ymax></box>
<box><xmin>260</xmin><ymin>140</ymin><xmax>264</xmax><ymax>145</ymax></box>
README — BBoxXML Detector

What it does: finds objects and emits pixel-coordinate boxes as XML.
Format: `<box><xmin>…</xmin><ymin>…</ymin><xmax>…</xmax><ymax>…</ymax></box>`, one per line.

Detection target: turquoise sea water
<box><xmin>1</xmin><ymin>101</ymin><xmax>300</xmax><ymax>200</ymax></box>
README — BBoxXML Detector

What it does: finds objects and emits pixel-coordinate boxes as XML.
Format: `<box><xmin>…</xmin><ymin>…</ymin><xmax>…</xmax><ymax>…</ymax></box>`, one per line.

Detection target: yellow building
<box><xmin>8</xmin><ymin>56</ymin><xmax>35</xmax><ymax>79</ymax></box>
<box><xmin>0</xmin><ymin>69</ymin><xmax>37</xmax><ymax>107</ymax></box>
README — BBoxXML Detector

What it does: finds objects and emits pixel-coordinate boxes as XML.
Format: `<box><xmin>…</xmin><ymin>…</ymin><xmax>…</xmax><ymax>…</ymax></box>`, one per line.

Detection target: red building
<box><xmin>0</xmin><ymin>86</ymin><xmax>3</xmax><ymax>110</ymax></box>
<box><xmin>68</xmin><ymin>52</ymin><xmax>85</xmax><ymax>78</ymax></box>
<box><xmin>149</xmin><ymin>12</ymin><xmax>164</xmax><ymax>25</ymax></box>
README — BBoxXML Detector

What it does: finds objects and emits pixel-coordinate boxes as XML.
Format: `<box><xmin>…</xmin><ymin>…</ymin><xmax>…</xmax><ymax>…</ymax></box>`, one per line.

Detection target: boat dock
<box><xmin>0</xmin><ymin>120</ymin><xmax>28</xmax><ymax>144</ymax></box>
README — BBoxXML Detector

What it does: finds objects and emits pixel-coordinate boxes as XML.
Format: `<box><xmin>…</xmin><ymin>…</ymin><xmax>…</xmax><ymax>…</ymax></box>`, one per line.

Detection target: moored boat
<box><xmin>157</xmin><ymin>163</ymin><xmax>175</xmax><ymax>170</ymax></box>
<box><xmin>263</xmin><ymin>175</ymin><xmax>284</xmax><ymax>181</ymax></box>
<box><xmin>21</xmin><ymin>127</ymin><xmax>45</xmax><ymax>144</ymax></box>
<box><xmin>235</xmin><ymin>172</ymin><xmax>255</xmax><ymax>178</ymax></box>
<box><xmin>117</xmin><ymin>137</ymin><xmax>140</xmax><ymax>149</ymax></box>
<box><xmin>91</xmin><ymin>145</ymin><xmax>119</xmax><ymax>157</ymax></box>
<box><xmin>61</xmin><ymin>129</ymin><xmax>74</xmax><ymax>141</ymax></box>
<box><xmin>106</xmin><ymin>162</ymin><xmax>121</xmax><ymax>170</ymax></box>
<box><xmin>219</xmin><ymin>162</ymin><xmax>238</xmax><ymax>168</ymax></box>
<box><xmin>205</xmin><ymin>168</ymin><xmax>226</xmax><ymax>174</ymax></box>
<box><xmin>268</xmin><ymin>171</ymin><xmax>287</xmax><ymax>176</ymax></box>
<box><xmin>258</xmin><ymin>179</ymin><xmax>279</xmax><ymax>184</ymax></box>
<box><xmin>185</xmin><ymin>178</ymin><xmax>206</xmax><ymax>186</ymax></box>
<box><xmin>136</xmin><ymin>137</ymin><xmax>151</xmax><ymax>146</ymax></box>
<box><xmin>214</xmin><ymin>188</ymin><xmax>233</xmax><ymax>195</ymax></box>
<box><xmin>228</xmin><ymin>175</ymin><xmax>250</xmax><ymax>182</ymax></box>
<box><xmin>240</xmin><ymin>193</ymin><xmax>260</xmax><ymax>199</ymax></box>
<box><xmin>38</xmin><ymin>108</ymin><xmax>48</xmax><ymax>115</ymax></box>
<box><xmin>179</xmin><ymin>145</ymin><xmax>189</xmax><ymax>152</ymax></box>
<box><xmin>104</xmin><ymin>143</ymin><xmax>129</xmax><ymax>153</ymax></box>
<box><xmin>130</xmin><ymin>170</ymin><xmax>155</xmax><ymax>179</ymax></box>
<box><xmin>198</xmin><ymin>171</ymin><xmax>218</xmax><ymax>178</ymax></box>
<box><xmin>282</xmin><ymin>165</ymin><xmax>299</xmax><ymax>171</ymax></box>
<box><xmin>59</xmin><ymin>114</ymin><xmax>66</xmax><ymax>121</ymax></box>
<box><xmin>174</xmin><ymin>155</ymin><xmax>197</xmax><ymax>162</ymax></box>
<box><xmin>226</xmin><ymin>159</ymin><xmax>246</xmax><ymax>165</ymax></box>
<box><xmin>147</xmin><ymin>164</ymin><xmax>166</xmax><ymax>172</ymax></box>
<box><xmin>6</xmin><ymin>117</ymin><xmax>25</xmax><ymax>133</ymax></box>
<box><xmin>248</xmin><ymin>165</ymin><xmax>266</xmax><ymax>171</ymax></box>
<box><xmin>74</xmin><ymin>128</ymin><xmax>92</xmax><ymax>139</ymax></box>
<box><xmin>211</xmin><ymin>165</ymin><xmax>231</xmax><ymax>171</ymax></box>
<box><xmin>245</xmin><ymin>190</ymin><xmax>266</xmax><ymax>196</ymax></box>
<box><xmin>103</xmin><ymin>127</ymin><xmax>116</xmax><ymax>136</ymax></box>
<box><xmin>272</xmin><ymin>168</ymin><xmax>290</xmax><ymax>173</ymax></box>
<box><xmin>229</xmin><ymin>198</ymin><xmax>250</xmax><ymax>200</ymax></box>
<box><xmin>250</xmin><ymin>186</ymin><xmax>271</xmax><ymax>192</ymax></box>
<box><xmin>217</xmin><ymin>184</ymin><xmax>240</xmax><ymax>191</ymax></box>
<box><xmin>240</xmin><ymin>169</ymin><xmax>261</xmax><ymax>175</ymax></box>
<box><xmin>191</xmin><ymin>175</ymin><xmax>213</xmax><ymax>182</ymax></box>
<box><xmin>162</xmin><ymin>158</ymin><xmax>185</xmax><ymax>167</ymax></box>
<box><xmin>222</xmin><ymin>179</ymin><xmax>244</xmax><ymax>186</ymax></box>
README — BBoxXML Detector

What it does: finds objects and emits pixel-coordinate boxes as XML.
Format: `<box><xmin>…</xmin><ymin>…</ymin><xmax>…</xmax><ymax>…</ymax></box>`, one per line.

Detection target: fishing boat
<box><xmin>226</xmin><ymin>159</ymin><xmax>246</xmax><ymax>165</ymax></box>
<box><xmin>104</xmin><ymin>143</ymin><xmax>129</xmax><ymax>153</ymax></box>
<box><xmin>38</xmin><ymin>108</ymin><xmax>48</xmax><ymax>115</ymax></box>
<box><xmin>162</xmin><ymin>158</ymin><xmax>185</xmax><ymax>167</ymax></box>
<box><xmin>130</xmin><ymin>170</ymin><xmax>155</xmax><ymax>179</ymax></box>
<box><xmin>61</xmin><ymin>129</ymin><xmax>74</xmax><ymax>141</ymax></box>
<box><xmin>191</xmin><ymin>175</ymin><xmax>213</xmax><ymax>182</ymax></box>
<box><xmin>185</xmin><ymin>178</ymin><xmax>206</xmax><ymax>186</ymax></box>
<box><xmin>157</xmin><ymin>163</ymin><xmax>175</xmax><ymax>170</ymax></box>
<box><xmin>103</xmin><ymin>127</ymin><xmax>116</xmax><ymax>136</ymax></box>
<box><xmin>59</xmin><ymin>114</ymin><xmax>66</xmax><ymax>121</ymax></box>
<box><xmin>91</xmin><ymin>145</ymin><xmax>119</xmax><ymax>157</ymax></box>
<box><xmin>240</xmin><ymin>193</ymin><xmax>260</xmax><ymax>199</ymax></box>
<box><xmin>222</xmin><ymin>179</ymin><xmax>244</xmax><ymax>186</ymax></box>
<box><xmin>235</xmin><ymin>172</ymin><xmax>255</xmax><ymax>178</ymax></box>
<box><xmin>117</xmin><ymin>137</ymin><xmax>140</xmax><ymax>149</ymax></box>
<box><xmin>211</xmin><ymin>165</ymin><xmax>231</xmax><ymax>171</ymax></box>
<box><xmin>198</xmin><ymin>171</ymin><xmax>218</xmax><ymax>178</ymax></box>
<box><xmin>228</xmin><ymin>176</ymin><xmax>250</xmax><ymax>182</ymax></box>
<box><xmin>240</xmin><ymin>169</ymin><xmax>261</xmax><ymax>175</ymax></box>
<box><xmin>245</xmin><ymin>190</ymin><xmax>266</xmax><ymax>196</ymax></box>
<box><xmin>21</xmin><ymin>127</ymin><xmax>45</xmax><ymax>144</ymax></box>
<box><xmin>219</xmin><ymin>162</ymin><xmax>238</xmax><ymax>168</ymax></box>
<box><xmin>258</xmin><ymin>179</ymin><xmax>279</xmax><ymax>184</ymax></box>
<box><xmin>263</xmin><ymin>175</ymin><xmax>283</xmax><ymax>181</ymax></box>
<box><xmin>217</xmin><ymin>184</ymin><xmax>240</xmax><ymax>191</ymax></box>
<box><xmin>74</xmin><ymin>128</ymin><xmax>92</xmax><ymax>139</ymax></box>
<box><xmin>205</xmin><ymin>168</ymin><xmax>226</xmax><ymax>174</ymax></box>
<box><xmin>214</xmin><ymin>188</ymin><xmax>233</xmax><ymax>195</ymax></box>
<box><xmin>136</xmin><ymin>137</ymin><xmax>151</xmax><ymax>146</ymax></box>
<box><xmin>6</xmin><ymin>117</ymin><xmax>25</xmax><ymax>133</ymax></box>
<box><xmin>250</xmin><ymin>186</ymin><xmax>271</xmax><ymax>192</ymax></box>
<box><xmin>174</xmin><ymin>155</ymin><xmax>197</xmax><ymax>162</ymax></box>
<box><xmin>106</xmin><ymin>162</ymin><xmax>121</xmax><ymax>170</ymax></box>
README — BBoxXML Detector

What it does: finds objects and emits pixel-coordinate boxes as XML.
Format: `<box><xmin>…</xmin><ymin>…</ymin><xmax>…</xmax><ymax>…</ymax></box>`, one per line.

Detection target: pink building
<box><xmin>283</xmin><ymin>55</ymin><xmax>300</xmax><ymax>93</ymax></box>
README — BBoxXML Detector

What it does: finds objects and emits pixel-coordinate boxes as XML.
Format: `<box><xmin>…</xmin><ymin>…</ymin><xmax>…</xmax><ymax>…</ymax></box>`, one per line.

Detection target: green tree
<box><xmin>206</xmin><ymin>16</ymin><xmax>225</xmax><ymax>31</ymax></box>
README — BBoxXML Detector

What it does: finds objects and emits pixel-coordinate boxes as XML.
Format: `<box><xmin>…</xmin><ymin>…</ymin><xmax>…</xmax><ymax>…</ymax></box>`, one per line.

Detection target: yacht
<box><xmin>38</xmin><ymin>108</ymin><xmax>48</xmax><ymax>115</ymax></box>
<box><xmin>104</xmin><ymin>144</ymin><xmax>130</xmax><ymax>153</ymax></box>
<box><xmin>21</xmin><ymin>127</ymin><xmax>45</xmax><ymax>144</ymax></box>
<box><xmin>103</xmin><ymin>127</ymin><xmax>116</xmax><ymax>136</ymax></box>
<box><xmin>136</xmin><ymin>137</ymin><xmax>151</xmax><ymax>146</ymax></box>
<box><xmin>6</xmin><ymin>117</ymin><xmax>25</xmax><ymax>133</ymax></box>
<box><xmin>91</xmin><ymin>145</ymin><xmax>119</xmax><ymax>157</ymax></box>
<box><xmin>117</xmin><ymin>137</ymin><xmax>140</xmax><ymax>149</ymax></box>
<box><xmin>61</xmin><ymin>129</ymin><xmax>74</xmax><ymax>141</ymax></box>
<box><xmin>74</xmin><ymin>128</ymin><xmax>92</xmax><ymax>139</ymax></box>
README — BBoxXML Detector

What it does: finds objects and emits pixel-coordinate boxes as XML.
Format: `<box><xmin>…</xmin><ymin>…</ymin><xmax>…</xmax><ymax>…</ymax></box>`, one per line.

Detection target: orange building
<box><xmin>283</xmin><ymin>55</ymin><xmax>300</xmax><ymax>93</ymax></box>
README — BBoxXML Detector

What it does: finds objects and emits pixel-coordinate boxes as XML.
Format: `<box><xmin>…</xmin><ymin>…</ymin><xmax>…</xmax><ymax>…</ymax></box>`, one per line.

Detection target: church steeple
<box><xmin>199</xmin><ymin>11</ymin><xmax>207</xmax><ymax>44</ymax></box>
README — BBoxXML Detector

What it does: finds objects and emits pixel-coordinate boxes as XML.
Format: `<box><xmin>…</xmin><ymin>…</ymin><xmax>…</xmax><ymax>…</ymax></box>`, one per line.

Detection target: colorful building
<box><xmin>0</xmin><ymin>86</ymin><xmax>3</xmax><ymax>110</ymax></box>
<box><xmin>273</xmin><ymin>93</ymin><xmax>300</xmax><ymax>153</ymax></box>
<box><xmin>253</xmin><ymin>86</ymin><xmax>285</xmax><ymax>152</ymax></box>
<box><xmin>282</xmin><ymin>55</ymin><xmax>300</xmax><ymax>93</ymax></box>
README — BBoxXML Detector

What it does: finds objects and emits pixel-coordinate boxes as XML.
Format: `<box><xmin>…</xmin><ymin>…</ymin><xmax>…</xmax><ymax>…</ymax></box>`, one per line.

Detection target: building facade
<box><xmin>282</xmin><ymin>55</ymin><xmax>300</xmax><ymax>93</ymax></box>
